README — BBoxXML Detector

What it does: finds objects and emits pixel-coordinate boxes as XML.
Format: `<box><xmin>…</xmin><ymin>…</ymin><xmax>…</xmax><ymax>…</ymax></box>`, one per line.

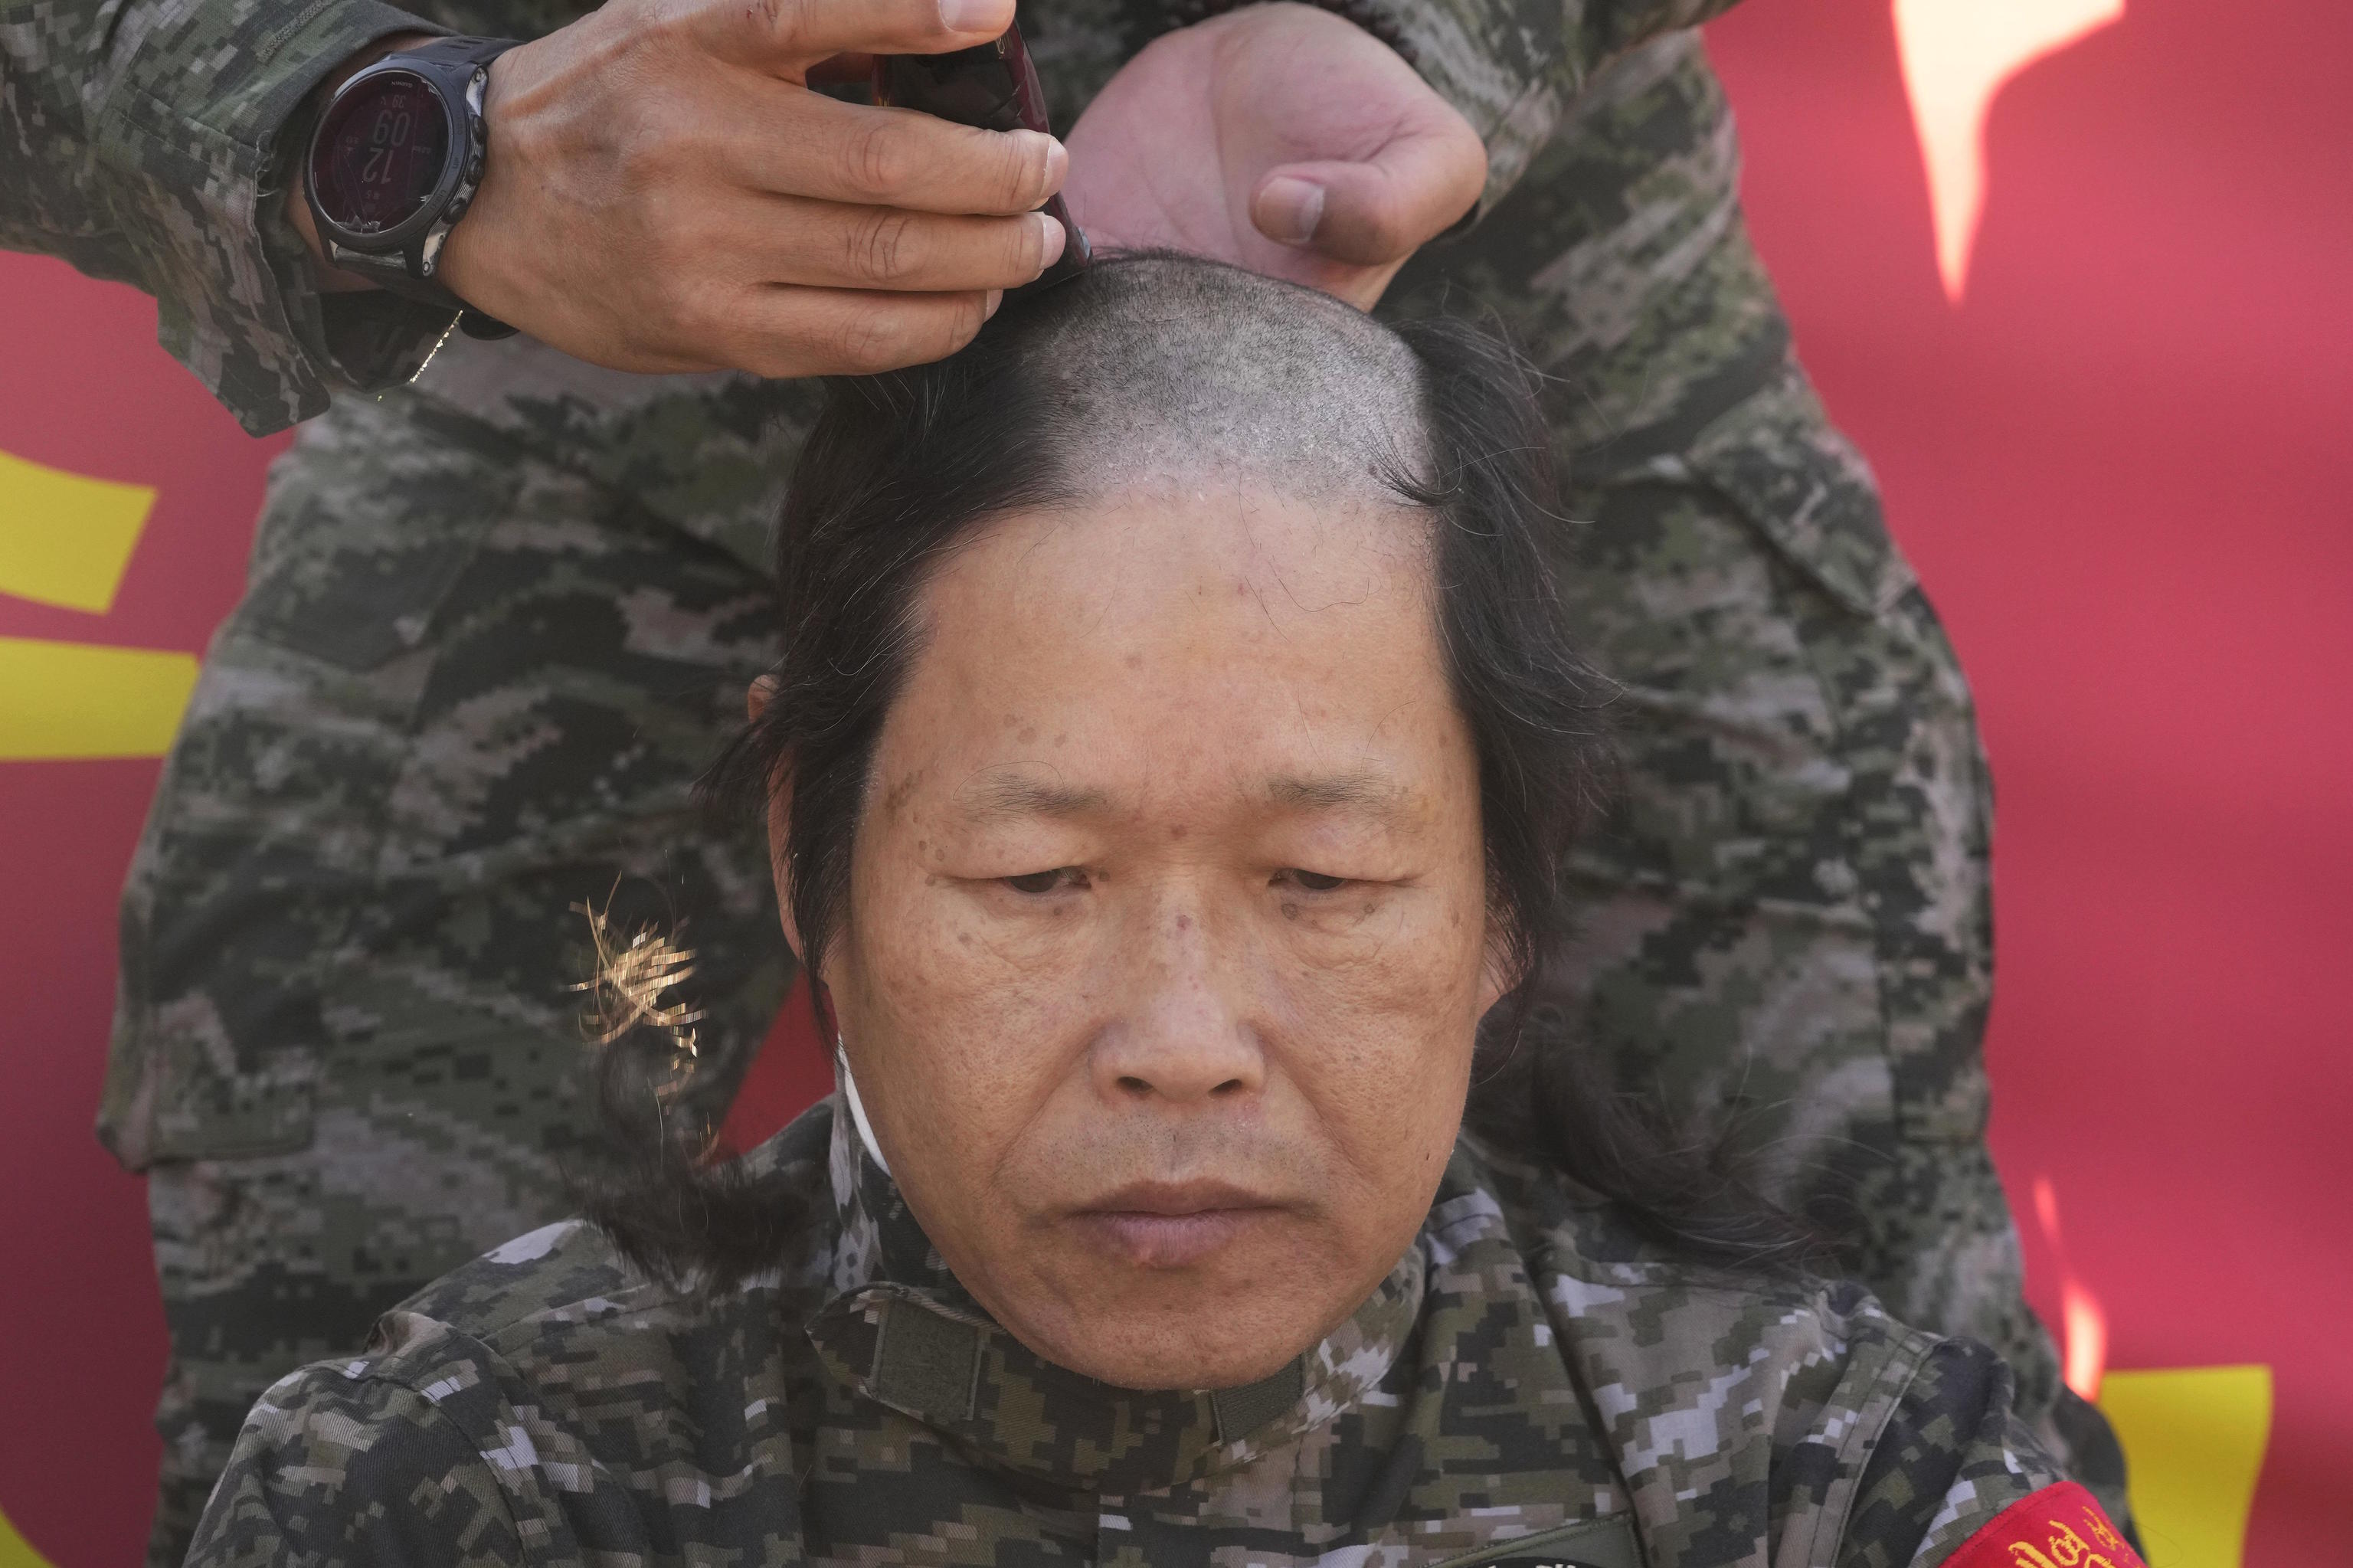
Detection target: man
<box><xmin>187</xmin><ymin>259</ymin><xmax>2142</xmax><ymax>1568</ymax></box>
<box><xmin>0</xmin><ymin>0</ymin><xmax>2122</xmax><ymax>1555</ymax></box>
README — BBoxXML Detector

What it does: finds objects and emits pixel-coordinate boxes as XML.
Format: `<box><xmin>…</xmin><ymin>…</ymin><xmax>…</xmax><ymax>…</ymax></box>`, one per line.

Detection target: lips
<box><xmin>1068</xmin><ymin>1179</ymin><xmax>1284</xmax><ymax>1268</ymax></box>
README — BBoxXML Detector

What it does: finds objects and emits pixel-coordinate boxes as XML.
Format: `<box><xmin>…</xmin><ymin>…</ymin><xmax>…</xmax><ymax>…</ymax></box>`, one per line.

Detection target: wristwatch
<box><xmin>303</xmin><ymin>34</ymin><xmax>522</xmax><ymax>339</ymax></box>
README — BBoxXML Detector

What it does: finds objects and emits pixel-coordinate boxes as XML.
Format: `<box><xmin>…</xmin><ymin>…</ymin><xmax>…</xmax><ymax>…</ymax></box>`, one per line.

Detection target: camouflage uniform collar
<box><xmin>810</xmin><ymin>1093</ymin><xmax>1427</xmax><ymax>1493</ymax></box>
<box><xmin>825</xmin><ymin>1085</ymin><xmax>967</xmax><ymax>1301</ymax></box>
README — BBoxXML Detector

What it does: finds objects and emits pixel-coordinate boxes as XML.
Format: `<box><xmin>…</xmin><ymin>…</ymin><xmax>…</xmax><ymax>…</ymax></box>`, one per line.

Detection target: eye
<box><xmin>1275</xmin><ymin>869</ymin><xmax>1348</xmax><ymax>893</ymax></box>
<box><xmin>1004</xmin><ymin>867</ymin><xmax>1085</xmax><ymax>895</ymax></box>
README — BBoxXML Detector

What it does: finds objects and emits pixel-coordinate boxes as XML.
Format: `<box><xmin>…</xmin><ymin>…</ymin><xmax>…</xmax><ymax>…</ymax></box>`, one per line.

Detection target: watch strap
<box><xmin>325</xmin><ymin>248</ymin><xmax>519</xmax><ymax>340</ymax></box>
<box><xmin>398</xmin><ymin>33</ymin><xmax>521</xmax><ymax>68</ymax></box>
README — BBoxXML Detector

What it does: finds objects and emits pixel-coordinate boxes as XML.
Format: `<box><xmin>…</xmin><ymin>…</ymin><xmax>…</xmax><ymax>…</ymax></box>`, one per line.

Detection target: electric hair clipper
<box><xmin>873</xmin><ymin>25</ymin><xmax>1092</xmax><ymax>293</ymax></box>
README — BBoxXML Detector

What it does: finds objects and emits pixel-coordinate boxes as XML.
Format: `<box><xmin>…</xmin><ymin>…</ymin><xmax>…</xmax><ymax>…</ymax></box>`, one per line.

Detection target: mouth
<box><xmin>1067</xmin><ymin>1179</ymin><xmax>1286</xmax><ymax>1268</ymax></box>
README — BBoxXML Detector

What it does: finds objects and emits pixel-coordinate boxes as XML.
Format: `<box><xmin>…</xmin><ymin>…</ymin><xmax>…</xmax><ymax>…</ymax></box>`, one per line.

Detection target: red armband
<box><xmin>1943</xmin><ymin>1481</ymin><xmax>2145</xmax><ymax>1568</ymax></box>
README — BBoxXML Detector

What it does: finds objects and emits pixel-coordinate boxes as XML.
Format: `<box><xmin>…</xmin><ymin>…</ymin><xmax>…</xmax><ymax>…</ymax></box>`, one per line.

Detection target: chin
<box><xmin>997</xmin><ymin>1258</ymin><xmax>1335</xmax><ymax>1391</ymax></box>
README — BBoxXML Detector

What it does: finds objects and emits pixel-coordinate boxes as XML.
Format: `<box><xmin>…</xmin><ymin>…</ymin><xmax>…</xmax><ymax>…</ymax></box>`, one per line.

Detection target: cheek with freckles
<box><xmin>1266</xmin><ymin>905</ymin><xmax>1485</xmax><ymax>1209</ymax></box>
<box><xmin>832</xmin><ymin>844</ymin><xmax>1100</xmax><ymax>1187</ymax></box>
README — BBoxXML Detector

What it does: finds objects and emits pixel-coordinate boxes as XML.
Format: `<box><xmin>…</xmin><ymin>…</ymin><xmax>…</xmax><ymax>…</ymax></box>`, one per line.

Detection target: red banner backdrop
<box><xmin>2</xmin><ymin>2</ymin><xmax>2346</xmax><ymax>1563</ymax></box>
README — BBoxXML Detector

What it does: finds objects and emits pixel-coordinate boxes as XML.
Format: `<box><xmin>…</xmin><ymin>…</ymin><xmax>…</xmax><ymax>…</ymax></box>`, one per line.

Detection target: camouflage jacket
<box><xmin>185</xmin><ymin>1098</ymin><xmax>2119</xmax><ymax>1568</ymax></box>
<box><xmin>0</xmin><ymin>0</ymin><xmax>1739</xmax><ymax>436</ymax></box>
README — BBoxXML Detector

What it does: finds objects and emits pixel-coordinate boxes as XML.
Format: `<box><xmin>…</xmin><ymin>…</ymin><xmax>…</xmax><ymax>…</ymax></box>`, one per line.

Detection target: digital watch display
<box><xmin>309</xmin><ymin>71</ymin><xmax>455</xmax><ymax>238</ymax></box>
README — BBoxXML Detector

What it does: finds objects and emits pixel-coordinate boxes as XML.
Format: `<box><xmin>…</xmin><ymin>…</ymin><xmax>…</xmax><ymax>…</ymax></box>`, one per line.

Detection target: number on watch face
<box><xmin>312</xmin><ymin>72</ymin><xmax>450</xmax><ymax>236</ymax></box>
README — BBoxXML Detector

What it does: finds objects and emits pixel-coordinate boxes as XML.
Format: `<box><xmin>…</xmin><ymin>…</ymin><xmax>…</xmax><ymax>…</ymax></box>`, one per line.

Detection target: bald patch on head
<box><xmin>1009</xmin><ymin>255</ymin><xmax>1431</xmax><ymax>506</ymax></box>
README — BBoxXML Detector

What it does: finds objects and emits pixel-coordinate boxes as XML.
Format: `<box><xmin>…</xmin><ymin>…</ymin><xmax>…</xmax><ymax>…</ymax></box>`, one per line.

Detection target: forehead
<box><xmin>882</xmin><ymin>487</ymin><xmax>1465</xmax><ymax>811</ymax></box>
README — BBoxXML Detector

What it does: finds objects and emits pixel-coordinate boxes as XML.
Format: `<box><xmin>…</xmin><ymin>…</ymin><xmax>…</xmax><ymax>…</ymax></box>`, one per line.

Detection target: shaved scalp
<box><xmin>1000</xmin><ymin>254</ymin><xmax>1432</xmax><ymax>502</ymax></box>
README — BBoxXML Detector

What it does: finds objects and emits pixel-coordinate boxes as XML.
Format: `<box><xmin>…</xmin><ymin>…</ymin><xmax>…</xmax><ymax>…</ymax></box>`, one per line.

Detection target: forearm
<box><xmin>1</xmin><ymin>0</ymin><xmax>450</xmax><ymax>434</ymax></box>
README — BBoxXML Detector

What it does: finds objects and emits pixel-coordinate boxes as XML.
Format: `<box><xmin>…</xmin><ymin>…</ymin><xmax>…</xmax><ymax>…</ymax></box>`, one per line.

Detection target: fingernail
<box><xmin>1036</xmin><ymin>212</ymin><xmax>1066</xmax><ymax>272</ymax></box>
<box><xmin>938</xmin><ymin>0</ymin><xmax>999</xmax><ymax>33</ymax></box>
<box><xmin>983</xmin><ymin>289</ymin><xmax>1005</xmax><ymax>320</ymax></box>
<box><xmin>1258</xmin><ymin>176</ymin><xmax>1325</xmax><ymax>246</ymax></box>
<box><xmin>1009</xmin><ymin>132</ymin><xmax>1066</xmax><ymax>203</ymax></box>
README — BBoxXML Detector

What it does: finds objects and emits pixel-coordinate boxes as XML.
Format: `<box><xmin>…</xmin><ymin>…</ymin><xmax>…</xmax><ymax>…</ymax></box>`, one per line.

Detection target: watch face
<box><xmin>310</xmin><ymin>69</ymin><xmax>452</xmax><ymax>240</ymax></box>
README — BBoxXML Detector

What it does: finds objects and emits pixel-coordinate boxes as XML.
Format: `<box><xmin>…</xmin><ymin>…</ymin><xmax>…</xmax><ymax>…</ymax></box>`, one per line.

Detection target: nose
<box><xmin>1088</xmin><ymin>895</ymin><xmax>1265</xmax><ymax>1106</ymax></box>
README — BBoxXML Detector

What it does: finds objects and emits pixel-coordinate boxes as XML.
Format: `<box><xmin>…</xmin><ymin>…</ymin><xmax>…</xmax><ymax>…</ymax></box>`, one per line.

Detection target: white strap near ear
<box><xmin>837</xmin><ymin>1046</ymin><xmax>892</xmax><ymax>1177</ymax></box>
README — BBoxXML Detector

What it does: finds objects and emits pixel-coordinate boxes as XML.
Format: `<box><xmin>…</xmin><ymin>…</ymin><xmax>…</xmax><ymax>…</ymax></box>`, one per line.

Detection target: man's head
<box><xmin>726</xmin><ymin>255</ymin><xmax>1612</xmax><ymax>1390</ymax></box>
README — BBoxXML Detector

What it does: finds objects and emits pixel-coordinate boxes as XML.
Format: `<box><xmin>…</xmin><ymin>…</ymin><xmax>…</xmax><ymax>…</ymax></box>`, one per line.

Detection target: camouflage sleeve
<box><xmin>1835</xmin><ymin>1338</ymin><xmax>2099</xmax><ymax>1568</ymax></box>
<box><xmin>1370</xmin><ymin>0</ymin><xmax>1748</xmax><ymax>214</ymax></box>
<box><xmin>0</xmin><ymin>0</ymin><xmax>456</xmax><ymax>434</ymax></box>
<box><xmin>185</xmin><ymin>1358</ymin><xmax>530</xmax><ymax>1566</ymax></box>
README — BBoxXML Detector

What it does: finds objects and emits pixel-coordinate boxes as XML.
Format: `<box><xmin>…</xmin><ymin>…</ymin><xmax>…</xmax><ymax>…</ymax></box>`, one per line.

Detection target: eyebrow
<box><xmin>958</xmin><ymin>769</ymin><xmax>1416</xmax><ymax>822</ymax></box>
<box><xmin>1265</xmin><ymin>771</ymin><xmax>1415</xmax><ymax>821</ymax></box>
<box><xmin>963</xmin><ymin>774</ymin><xmax>1111</xmax><ymax>819</ymax></box>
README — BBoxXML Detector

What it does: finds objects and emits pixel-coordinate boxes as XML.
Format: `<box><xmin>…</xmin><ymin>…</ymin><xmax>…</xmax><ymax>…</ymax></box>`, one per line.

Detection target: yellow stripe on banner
<box><xmin>2101</xmin><ymin>1365</ymin><xmax>2273</xmax><ymax>1568</ymax></box>
<box><xmin>0</xmin><ymin>1503</ymin><xmax>59</xmax><ymax>1568</ymax></box>
<box><xmin>0</xmin><ymin>635</ymin><xmax>198</xmax><ymax>759</ymax></box>
<box><xmin>0</xmin><ymin>448</ymin><xmax>158</xmax><ymax>614</ymax></box>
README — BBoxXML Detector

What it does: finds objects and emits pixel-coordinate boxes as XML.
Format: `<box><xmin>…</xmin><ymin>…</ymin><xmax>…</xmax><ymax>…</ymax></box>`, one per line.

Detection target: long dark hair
<box><xmin>583</xmin><ymin>255</ymin><xmax>1816</xmax><ymax>1289</ymax></box>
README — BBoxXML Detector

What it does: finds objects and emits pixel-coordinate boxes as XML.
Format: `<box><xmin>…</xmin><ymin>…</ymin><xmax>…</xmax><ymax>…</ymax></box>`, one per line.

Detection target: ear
<box><xmin>749</xmin><ymin>676</ymin><xmax>807</xmax><ymax>961</ymax></box>
<box><xmin>767</xmin><ymin>769</ymin><xmax>805</xmax><ymax>963</ymax></box>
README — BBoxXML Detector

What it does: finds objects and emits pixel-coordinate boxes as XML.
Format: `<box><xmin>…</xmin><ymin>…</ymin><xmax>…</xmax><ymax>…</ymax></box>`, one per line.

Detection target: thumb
<box><xmin>1250</xmin><ymin>125</ymin><xmax>1486</xmax><ymax>266</ymax></box>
